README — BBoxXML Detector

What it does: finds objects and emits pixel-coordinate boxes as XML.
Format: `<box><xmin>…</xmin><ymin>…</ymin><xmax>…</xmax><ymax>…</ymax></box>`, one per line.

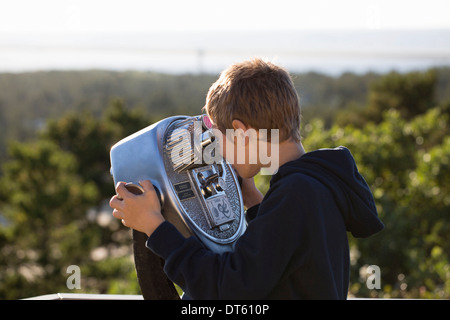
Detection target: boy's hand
<box><xmin>240</xmin><ymin>177</ymin><xmax>264</xmax><ymax>209</ymax></box>
<box><xmin>109</xmin><ymin>180</ymin><xmax>165</xmax><ymax>237</ymax></box>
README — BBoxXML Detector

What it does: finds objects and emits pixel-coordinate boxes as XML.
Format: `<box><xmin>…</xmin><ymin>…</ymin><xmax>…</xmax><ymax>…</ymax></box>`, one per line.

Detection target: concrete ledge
<box><xmin>23</xmin><ymin>293</ymin><xmax>144</xmax><ymax>300</ymax></box>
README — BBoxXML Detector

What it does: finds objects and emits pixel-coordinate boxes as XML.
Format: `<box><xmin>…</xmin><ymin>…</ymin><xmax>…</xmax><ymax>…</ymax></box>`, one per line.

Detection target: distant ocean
<box><xmin>0</xmin><ymin>29</ymin><xmax>449</xmax><ymax>75</ymax></box>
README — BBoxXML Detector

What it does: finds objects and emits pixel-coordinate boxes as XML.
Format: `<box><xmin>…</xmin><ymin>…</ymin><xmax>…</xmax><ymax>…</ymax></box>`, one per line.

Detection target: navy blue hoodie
<box><xmin>146</xmin><ymin>146</ymin><xmax>384</xmax><ymax>299</ymax></box>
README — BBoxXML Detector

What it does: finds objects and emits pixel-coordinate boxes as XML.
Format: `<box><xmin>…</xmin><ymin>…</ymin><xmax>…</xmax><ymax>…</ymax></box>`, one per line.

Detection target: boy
<box><xmin>110</xmin><ymin>58</ymin><xmax>384</xmax><ymax>299</ymax></box>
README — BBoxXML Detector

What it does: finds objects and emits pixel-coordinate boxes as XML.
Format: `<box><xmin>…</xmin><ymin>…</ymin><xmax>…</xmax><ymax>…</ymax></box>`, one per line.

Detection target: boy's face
<box><xmin>220</xmin><ymin>130</ymin><xmax>262</xmax><ymax>179</ymax></box>
<box><xmin>208</xmin><ymin>115</ymin><xmax>263</xmax><ymax>179</ymax></box>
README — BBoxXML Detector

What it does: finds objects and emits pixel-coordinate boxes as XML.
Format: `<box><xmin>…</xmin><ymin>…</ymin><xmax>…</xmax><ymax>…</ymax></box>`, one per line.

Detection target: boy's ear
<box><xmin>231</xmin><ymin>119</ymin><xmax>248</xmax><ymax>131</ymax></box>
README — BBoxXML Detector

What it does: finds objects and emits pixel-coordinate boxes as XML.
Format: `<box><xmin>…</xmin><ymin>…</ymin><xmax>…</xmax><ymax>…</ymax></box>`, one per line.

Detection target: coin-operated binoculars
<box><xmin>110</xmin><ymin>115</ymin><xmax>246</xmax><ymax>299</ymax></box>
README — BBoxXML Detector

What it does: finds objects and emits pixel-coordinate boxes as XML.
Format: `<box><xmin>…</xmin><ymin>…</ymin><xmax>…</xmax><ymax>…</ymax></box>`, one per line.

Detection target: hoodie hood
<box><xmin>271</xmin><ymin>146</ymin><xmax>384</xmax><ymax>238</ymax></box>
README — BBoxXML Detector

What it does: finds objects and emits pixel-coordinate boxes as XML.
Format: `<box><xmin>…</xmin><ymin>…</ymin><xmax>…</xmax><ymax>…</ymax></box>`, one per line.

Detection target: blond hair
<box><xmin>204</xmin><ymin>58</ymin><xmax>301</xmax><ymax>142</ymax></box>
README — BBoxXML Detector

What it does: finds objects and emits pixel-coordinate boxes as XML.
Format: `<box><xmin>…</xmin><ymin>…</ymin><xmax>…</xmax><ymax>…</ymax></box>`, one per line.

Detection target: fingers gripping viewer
<box><xmin>109</xmin><ymin>58</ymin><xmax>384</xmax><ymax>300</ymax></box>
<box><xmin>110</xmin><ymin>180</ymin><xmax>165</xmax><ymax>237</ymax></box>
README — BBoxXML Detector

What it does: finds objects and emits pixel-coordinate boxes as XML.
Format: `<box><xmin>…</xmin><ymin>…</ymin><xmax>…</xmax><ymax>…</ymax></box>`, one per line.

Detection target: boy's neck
<box><xmin>276</xmin><ymin>139</ymin><xmax>306</xmax><ymax>168</ymax></box>
<box><xmin>258</xmin><ymin>138</ymin><xmax>305</xmax><ymax>176</ymax></box>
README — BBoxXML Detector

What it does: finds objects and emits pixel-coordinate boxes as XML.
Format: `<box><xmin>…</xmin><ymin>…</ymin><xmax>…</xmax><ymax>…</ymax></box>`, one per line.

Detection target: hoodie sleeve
<box><xmin>145</xmin><ymin>179</ymin><xmax>307</xmax><ymax>300</ymax></box>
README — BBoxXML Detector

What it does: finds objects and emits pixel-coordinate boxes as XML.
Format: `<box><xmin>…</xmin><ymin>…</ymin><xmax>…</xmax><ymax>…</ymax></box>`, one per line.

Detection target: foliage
<box><xmin>301</xmin><ymin>99</ymin><xmax>450</xmax><ymax>298</ymax></box>
<box><xmin>365</xmin><ymin>69</ymin><xmax>437</xmax><ymax>122</ymax></box>
<box><xmin>0</xmin><ymin>100</ymin><xmax>151</xmax><ymax>299</ymax></box>
<box><xmin>0</xmin><ymin>139</ymin><xmax>99</xmax><ymax>298</ymax></box>
<box><xmin>0</xmin><ymin>71</ymin><xmax>214</xmax><ymax>166</ymax></box>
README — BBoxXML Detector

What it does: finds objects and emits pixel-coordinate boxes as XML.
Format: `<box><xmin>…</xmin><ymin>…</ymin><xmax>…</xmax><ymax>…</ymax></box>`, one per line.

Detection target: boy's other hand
<box><xmin>240</xmin><ymin>176</ymin><xmax>264</xmax><ymax>209</ymax></box>
<box><xmin>109</xmin><ymin>180</ymin><xmax>165</xmax><ymax>237</ymax></box>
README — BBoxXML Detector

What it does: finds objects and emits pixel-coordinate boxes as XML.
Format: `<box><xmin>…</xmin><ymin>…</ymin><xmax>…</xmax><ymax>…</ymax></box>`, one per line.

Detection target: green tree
<box><xmin>404</xmin><ymin>136</ymin><xmax>450</xmax><ymax>298</ymax></box>
<box><xmin>365</xmin><ymin>70</ymin><xmax>437</xmax><ymax>123</ymax></box>
<box><xmin>0</xmin><ymin>140</ymin><xmax>98</xmax><ymax>298</ymax></box>
<box><xmin>41</xmin><ymin>99</ymin><xmax>152</xmax><ymax>200</ymax></box>
<box><xmin>301</xmin><ymin>105</ymin><xmax>449</xmax><ymax>298</ymax></box>
<box><xmin>0</xmin><ymin>101</ymin><xmax>150</xmax><ymax>299</ymax></box>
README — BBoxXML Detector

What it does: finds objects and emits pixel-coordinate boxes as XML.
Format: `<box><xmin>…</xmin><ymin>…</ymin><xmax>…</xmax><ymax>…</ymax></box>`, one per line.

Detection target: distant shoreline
<box><xmin>1</xmin><ymin>29</ymin><xmax>449</xmax><ymax>75</ymax></box>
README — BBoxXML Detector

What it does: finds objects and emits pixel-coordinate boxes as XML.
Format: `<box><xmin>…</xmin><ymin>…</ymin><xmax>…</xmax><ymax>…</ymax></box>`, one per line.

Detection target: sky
<box><xmin>1</xmin><ymin>0</ymin><xmax>450</xmax><ymax>34</ymax></box>
<box><xmin>1</xmin><ymin>0</ymin><xmax>449</xmax><ymax>74</ymax></box>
